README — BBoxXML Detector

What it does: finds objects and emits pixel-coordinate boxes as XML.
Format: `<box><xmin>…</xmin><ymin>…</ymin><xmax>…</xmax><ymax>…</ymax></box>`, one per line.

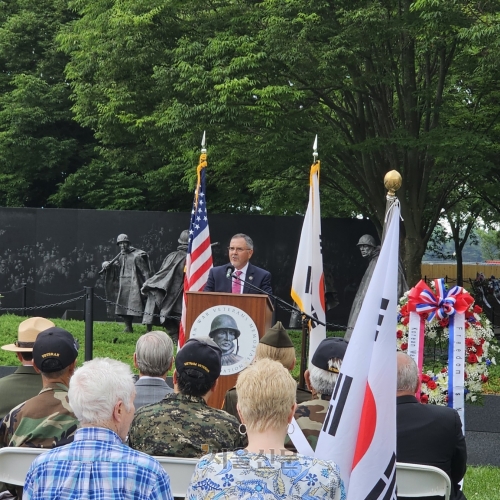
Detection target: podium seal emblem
<box><xmin>190</xmin><ymin>305</ymin><xmax>259</xmax><ymax>375</ymax></box>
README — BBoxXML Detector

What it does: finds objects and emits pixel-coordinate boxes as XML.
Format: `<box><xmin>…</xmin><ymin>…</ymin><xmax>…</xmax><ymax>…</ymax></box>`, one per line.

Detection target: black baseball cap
<box><xmin>311</xmin><ymin>337</ymin><xmax>348</xmax><ymax>373</ymax></box>
<box><xmin>33</xmin><ymin>327</ymin><xmax>79</xmax><ymax>373</ymax></box>
<box><xmin>175</xmin><ymin>337</ymin><xmax>222</xmax><ymax>384</ymax></box>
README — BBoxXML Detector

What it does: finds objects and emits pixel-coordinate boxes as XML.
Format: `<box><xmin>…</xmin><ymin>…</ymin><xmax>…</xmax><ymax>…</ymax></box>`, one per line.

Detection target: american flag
<box><xmin>179</xmin><ymin>152</ymin><xmax>213</xmax><ymax>346</ymax></box>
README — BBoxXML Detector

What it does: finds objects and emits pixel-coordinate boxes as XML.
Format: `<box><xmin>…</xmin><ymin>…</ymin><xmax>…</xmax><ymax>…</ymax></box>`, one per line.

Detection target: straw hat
<box><xmin>2</xmin><ymin>317</ymin><xmax>55</xmax><ymax>352</ymax></box>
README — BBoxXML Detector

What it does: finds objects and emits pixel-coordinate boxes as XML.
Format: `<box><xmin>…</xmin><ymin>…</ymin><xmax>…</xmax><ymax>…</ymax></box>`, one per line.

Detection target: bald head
<box><xmin>397</xmin><ymin>352</ymin><xmax>419</xmax><ymax>396</ymax></box>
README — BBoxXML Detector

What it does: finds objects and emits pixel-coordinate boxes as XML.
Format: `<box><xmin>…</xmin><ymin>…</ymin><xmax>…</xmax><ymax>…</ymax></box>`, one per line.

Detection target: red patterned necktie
<box><xmin>232</xmin><ymin>270</ymin><xmax>242</xmax><ymax>294</ymax></box>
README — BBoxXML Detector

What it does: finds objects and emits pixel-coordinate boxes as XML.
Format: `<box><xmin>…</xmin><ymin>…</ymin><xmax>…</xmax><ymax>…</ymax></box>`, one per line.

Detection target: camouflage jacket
<box><xmin>128</xmin><ymin>393</ymin><xmax>247</xmax><ymax>458</ymax></box>
<box><xmin>294</xmin><ymin>395</ymin><xmax>330</xmax><ymax>451</ymax></box>
<box><xmin>0</xmin><ymin>382</ymin><xmax>78</xmax><ymax>448</ymax></box>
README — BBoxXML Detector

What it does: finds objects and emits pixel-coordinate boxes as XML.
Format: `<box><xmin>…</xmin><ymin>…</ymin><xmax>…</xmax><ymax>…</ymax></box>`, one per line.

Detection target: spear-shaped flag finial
<box><xmin>313</xmin><ymin>134</ymin><xmax>318</xmax><ymax>163</ymax></box>
<box><xmin>201</xmin><ymin>131</ymin><xmax>206</xmax><ymax>154</ymax></box>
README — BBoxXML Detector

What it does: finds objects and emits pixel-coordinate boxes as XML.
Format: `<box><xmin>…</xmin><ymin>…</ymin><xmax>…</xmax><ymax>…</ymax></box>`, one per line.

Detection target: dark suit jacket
<box><xmin>134</xmin><ymin>377</ymin><xmax>173</xmax><ymax>410</ymax></box>
<box><xmin>397</xmin><ymin>395</ymin><xmax>467</xmax><ymax>500</ymax></box>
<box><xmin>0</xmin><ymin>366</ymin><xmax>42</xmax><ymax>420</ymax></box>
<box><xmin>204</xmin><ymin>263</ymin><xmax>272</xmax><ymax>295</ymax></box>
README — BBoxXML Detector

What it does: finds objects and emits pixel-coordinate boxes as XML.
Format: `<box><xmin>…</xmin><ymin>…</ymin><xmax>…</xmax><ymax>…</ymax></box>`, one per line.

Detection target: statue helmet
<box><xmin>178</xmin><ymin>230</ymin><xmax>189</xmax><ymax>245</ymax></box>
<box><xmin>209</xmin><ymin>314</ymin><xmax>240</xmax><ymax>339</ymax></box>
<box><xmin>116</xmin><ymin>234</ymin><xmax>130</xmax><ymax>245</ymax></box>
<box><xmin>356</xmin><ymin>234</ymin><xmax>377</xmax><ymax>247</ymax></box>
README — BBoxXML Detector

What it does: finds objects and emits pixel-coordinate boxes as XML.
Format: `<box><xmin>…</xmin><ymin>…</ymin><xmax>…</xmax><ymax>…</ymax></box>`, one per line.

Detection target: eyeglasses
<box><xmin>227</xmin><ymin>247</ymin><xmax>251</xmax><ymax>253</ymax></box>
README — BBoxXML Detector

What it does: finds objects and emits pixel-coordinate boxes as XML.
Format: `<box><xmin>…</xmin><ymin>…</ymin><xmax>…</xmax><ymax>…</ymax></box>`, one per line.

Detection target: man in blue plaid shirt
<box><xmin>24</xmin><ymin>358</ymin><xmax>173</xmax><ymax>500</ymax></box>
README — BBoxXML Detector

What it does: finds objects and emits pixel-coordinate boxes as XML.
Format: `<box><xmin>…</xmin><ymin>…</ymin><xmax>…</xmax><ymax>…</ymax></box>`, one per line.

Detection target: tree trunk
<box><xmin>403</xmin><ymin>233</ymin><xmax>426</xmax><ymax>287</ymax></box>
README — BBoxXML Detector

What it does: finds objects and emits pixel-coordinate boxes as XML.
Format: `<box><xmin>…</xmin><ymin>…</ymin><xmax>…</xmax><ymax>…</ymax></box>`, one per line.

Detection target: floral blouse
<box><xmin>186</xmin><ymin>449</ymin><xmax>346</xmax><ymax>499</ymax></box>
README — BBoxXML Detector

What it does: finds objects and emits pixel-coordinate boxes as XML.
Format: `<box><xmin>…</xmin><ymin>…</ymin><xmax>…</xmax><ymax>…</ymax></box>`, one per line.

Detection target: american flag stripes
<box><xmin>178</xmin><ymin>151</ymin><xmax>213</xmax><ymax>347</ymax></box>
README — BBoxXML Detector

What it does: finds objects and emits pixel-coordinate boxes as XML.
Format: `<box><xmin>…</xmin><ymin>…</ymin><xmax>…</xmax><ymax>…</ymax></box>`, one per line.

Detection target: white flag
<box><xmin>291</xmin><ymin>161</ymin><xmax>326</xmax><ymax>363</ymax></box>
<box><xmin>315</xmin><ymin>201</ymin><xmax>400</xmax><ymax>500</ymax></box>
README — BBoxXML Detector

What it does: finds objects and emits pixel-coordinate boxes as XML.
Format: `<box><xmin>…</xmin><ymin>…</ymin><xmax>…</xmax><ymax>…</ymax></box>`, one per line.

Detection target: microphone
<box><xmin>225</xmin><ymin>265</ymin><xmax>235</xmax><ymax>279</ymax></box>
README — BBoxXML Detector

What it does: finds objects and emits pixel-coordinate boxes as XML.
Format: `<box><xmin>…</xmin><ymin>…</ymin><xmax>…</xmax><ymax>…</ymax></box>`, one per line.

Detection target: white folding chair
<box><xmin>0</xmin><ymin>447</ymin><xmax>47</xmax><ymax>486</ymax></box>
<box><xmin>0</xmin><ymin>447</ymin><xmax>198</xmax><ymax>498</ymax></box>
<box><xmin>396</xmin><ymin>462</ymin><xmax>451</xmax><ymax>500</ymax></box>
<box><xmin>153</xmin><ymin>456</ymin><xmax>198</xmax><ymax>498</ymax></box>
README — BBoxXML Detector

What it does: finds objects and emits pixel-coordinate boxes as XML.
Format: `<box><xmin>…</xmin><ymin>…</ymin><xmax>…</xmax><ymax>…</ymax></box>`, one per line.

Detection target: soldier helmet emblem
<box><xmin>209</xmin><ymin>314</ymin><xmax>241</xmax><ymax>340</ymax></box>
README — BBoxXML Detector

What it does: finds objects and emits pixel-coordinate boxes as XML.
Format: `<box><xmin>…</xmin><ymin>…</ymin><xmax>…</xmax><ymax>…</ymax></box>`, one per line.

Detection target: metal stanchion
<box><xmin>22</xmin><ymin>283</ymin><xmax>27</xmax><ymax>316</ymax></box>
<box><xmin>84</xmin><ymin>287</ymin><xmax>94</xmax><ymax>361</ymax></box>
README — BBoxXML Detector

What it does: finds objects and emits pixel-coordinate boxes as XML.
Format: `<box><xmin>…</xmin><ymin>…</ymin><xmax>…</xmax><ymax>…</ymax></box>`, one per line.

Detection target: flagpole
<box><xmin>299</xmin><ymin>135</ymin><xmax>320</xmax><ymax>388</ymax></box>
<box><xmin>381</xmin><ymin>170</ymin><xmax>402</xmax><ymax>243</ymax></box>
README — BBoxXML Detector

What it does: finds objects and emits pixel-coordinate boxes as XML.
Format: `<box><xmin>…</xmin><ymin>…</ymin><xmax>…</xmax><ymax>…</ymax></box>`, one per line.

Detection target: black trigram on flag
<box><xmin>322</xmin><ymin>373</ymin><xmax>353</xmax><ymax>437</ymax></box>
<box><xmin>375</xmin><ymin>297</ymin><xmax>390</xmax><ymax>341</ymax></box>
<box><xmin>365</xmin><ymin>452</ymin><xmax>397</xmax><ymax>500</ymax></box>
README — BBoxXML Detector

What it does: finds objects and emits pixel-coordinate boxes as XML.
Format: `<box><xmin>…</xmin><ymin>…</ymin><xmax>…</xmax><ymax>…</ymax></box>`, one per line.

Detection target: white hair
<box><xmin>397</xmin><ymin>352</ymin><xmax>419</xmax><ymax>392</ymax></box>
<box><xmin>135</xmin><ymin>331</ymin><xmax>173</xmax><ymax>377</ymax></box>
<box><xmin>68</xmin><ymin>358</ymin><xmax>135</xmax><ymax>425</ymax></box>
<box><xmin>309</xmin><ymin>360</ymin><xmax>342</xmax><ymax>396</ymax></box>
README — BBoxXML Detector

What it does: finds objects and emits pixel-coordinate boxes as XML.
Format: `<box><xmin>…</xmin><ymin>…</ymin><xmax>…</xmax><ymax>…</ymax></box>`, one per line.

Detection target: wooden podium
<box><xmin>185</xmin><ymin>291</ymin><xmax>274</xmax><ymax>409</ymax></box>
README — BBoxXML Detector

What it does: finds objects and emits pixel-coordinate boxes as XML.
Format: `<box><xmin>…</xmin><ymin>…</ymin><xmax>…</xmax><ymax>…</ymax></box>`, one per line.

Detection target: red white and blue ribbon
<box><xmin>407</xmin><ymin>278</ymin><xmax>473</xmax><ymax>423</ymax></box>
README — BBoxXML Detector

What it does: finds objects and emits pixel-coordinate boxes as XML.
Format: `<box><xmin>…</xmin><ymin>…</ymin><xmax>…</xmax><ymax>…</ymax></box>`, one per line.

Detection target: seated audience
<box><xmin>0</xmin><ymin>317</ymin><xmax>54</xmax><ymax>419</ymax></box>
<box><xmin>23</xmin><ymin>358</ymin><xmax>173</xmax><ymax>500</ymax></box>
<box><xmin>134</xmin><ymin>331</ymin><xmax>174</xmax><ymax>409</ymax></box>
<box><xmin>187</xmin><ymin>358</ymin><xmax>345</xmax><ymax>499</ymax></box>
<box><xmin>223</xmin><ymin>321</ymin><xmax>311</xmax><ymax>421</ymax></box>
<box><xmin>0</xmin><ymin>327</ymin><xmax>79</xmax><ymax>448</ymax></box>
<box><xmin>129</xmin><ymin>337</ymin><xmax>246</xmax><ymax>457</ymax></box>
<box><xmin>293</xmin><ymin>337</ymin><xmax>348</xmax><ymax>450</ymax></box>
<box><xmin>397</xmin><ymin>353</ymin><xmax>467</xmax><ymax>500</ymax></box>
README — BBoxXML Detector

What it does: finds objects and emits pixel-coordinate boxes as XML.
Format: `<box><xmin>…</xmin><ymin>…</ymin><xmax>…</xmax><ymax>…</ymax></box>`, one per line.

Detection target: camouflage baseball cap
<box><xmin>176</xmin><ymin>337</ymin><xmax>222</xmax><ymax>384</ymax></box>
<box><xmin>33</xmin><ymin>327</ymin><xmax>79</xmax><ymax>373</ymax></box>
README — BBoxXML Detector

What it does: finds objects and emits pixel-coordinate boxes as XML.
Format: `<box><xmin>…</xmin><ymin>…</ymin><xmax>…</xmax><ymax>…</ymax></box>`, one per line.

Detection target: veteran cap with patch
<box><xmin>259</xmin><ymin>321</ymin><xmax>294</xmax><ymax>348</ymax></box>
<box><xmin>33</xmin><ymin>327</ymin><xmax>79</xmax><ymax>373</ymax></box>
<box><xmin>311</xmin><ymin>337</ymin><xmax>348</xmax><ymax>373</ymax></box>
<box><xmin>2</xmin><ymin>317</ymin><xmax>56</xmax><ymax>352</ymax></box>
<box><xmin>175</xmin><ymin>337</ymin><xmax>222</xmax><ymax>383</ymax></box>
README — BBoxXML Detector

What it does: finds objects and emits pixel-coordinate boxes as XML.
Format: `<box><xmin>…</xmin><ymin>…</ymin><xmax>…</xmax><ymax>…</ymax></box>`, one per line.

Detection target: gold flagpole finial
<box><xmin>384</xmin><ymin>170</ymin><xmax>402</xmax><ymax>198</ymax></box>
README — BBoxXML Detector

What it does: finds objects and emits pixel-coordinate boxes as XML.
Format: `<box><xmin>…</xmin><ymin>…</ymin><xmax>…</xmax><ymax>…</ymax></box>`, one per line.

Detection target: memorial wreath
<box><xmin>396</xmin><ymin>280</ymin><xmax>497</xmax><ymax>405</ymax></box>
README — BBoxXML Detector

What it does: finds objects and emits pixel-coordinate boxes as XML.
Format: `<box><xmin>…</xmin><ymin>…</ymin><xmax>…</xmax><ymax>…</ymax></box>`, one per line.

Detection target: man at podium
<box><xmin>204</xmin><ymin>233</ymin><xmax>272</xmax><ymax>295</ymax></box>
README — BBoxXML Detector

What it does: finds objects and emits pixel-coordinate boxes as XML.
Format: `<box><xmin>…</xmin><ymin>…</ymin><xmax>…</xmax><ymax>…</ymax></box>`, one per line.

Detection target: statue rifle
<box><xmin>98</xmin><ymin>252</ymin><xmax>122</xmax><ymax>275</ymax></box>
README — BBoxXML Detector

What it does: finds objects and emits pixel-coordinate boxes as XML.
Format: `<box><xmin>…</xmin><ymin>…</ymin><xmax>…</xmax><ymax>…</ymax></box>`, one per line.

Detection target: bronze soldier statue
<box><xmin>345</xmin><ymin>234</ymin><xmax>407</xmax><ymax>340</ymax></box>
<box><xmin>102</xmin><ymin>234</ymin><xmax>153</xmax><ymax>333</ymax></box>
<box><xmin>141</xmin><ymin>230</ymin><xmax>189</xmax><ymax>342</ymax></box>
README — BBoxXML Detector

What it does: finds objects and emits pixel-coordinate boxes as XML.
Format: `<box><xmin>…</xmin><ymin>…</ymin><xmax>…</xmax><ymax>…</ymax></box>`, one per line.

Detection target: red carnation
<box><xmin>401</xmin><ymin>317</ymin><xmax>409</xmax><ymax>326</ymax></box>
<box><xmin>439</xmin><ymin>318</ymin><xmax>449</xmax><ymax>327</ymax></box>
<box><xmin>427</xmin><ymin>380</ymin><xmax>437</xmax><ymax>390</ymax></box>
<box><xmin>474</xmin><ymin>305</ymin><xmax>483</xmax><ymax>314</ymax></box>
<box><xmin>421</xmin><ymin>374</ymin><xmax>431</xmax><ymax>383</ymax></box>
<box><xmin>467</xmin><ymin>353</ymin><xmax>478</xmax><ymax>364</ymax></box>
<box><xmin>480</xmin><ymin>338</ymin><xmax>485</xmax><ymax>345</ymax></box>
<box><xmin>481</xmin><ymin>374</ymin><xmax>489</xmax><ymax>383</ymax></box>
<box><xmin>441</xmin><ymin>367</ymin><xmax>447</xmax><ymax>373</ymax></box>
<box><xmin>445</xmin><ymin>396</ymin><xmax>448</xmax><ymax>403</ymax></box>
<box><xmin>401</xmin><ymin>343</ymin><xmax>408</xmax><ymax>351</ymax></box>
<box><xmin>396</xmin><ymin>330</ymin><xmax>404</xmax><ymax>339</ymax></box>
<box><xmin>420</xmin><ymin>394</ymin><xmax>429</xmax><ymax>404</ymax></box>
<box><xmin>465</xmin><ymin>338</ymin><xmax>475</xmax><ymax>347</ymax></box>
<box><xmin>464</xmin><ymin>371</ymin><xmax>468</xmax><ymax>380</ymax></box>
<box><xmin>476</xmin><ymin>345</ymin><xmax>483</xmax><ymax>357</ymax></box>
<box><xmin>465</xmin><ymin>321</ymin><xmax>470</xmax><ymax>329</ymax></box>
<box><xmin>400</xmin><ymin>304</ymin><xmax>409</xmax><ymax>316</ymax></box>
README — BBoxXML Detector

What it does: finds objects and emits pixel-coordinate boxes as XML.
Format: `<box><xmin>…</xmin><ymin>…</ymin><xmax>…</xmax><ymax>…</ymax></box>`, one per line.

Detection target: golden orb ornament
<box><xmin>384</xmin><ymin>170</ymin><xmax>402</xmax><ymax>196</ymax></box>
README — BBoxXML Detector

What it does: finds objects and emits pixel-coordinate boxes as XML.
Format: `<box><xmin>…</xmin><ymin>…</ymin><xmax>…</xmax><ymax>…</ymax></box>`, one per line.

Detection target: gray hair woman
<box><xmin>186</xmin><ymin>358</ymin><xmax>345</xmax><ymax>499</ymax></box>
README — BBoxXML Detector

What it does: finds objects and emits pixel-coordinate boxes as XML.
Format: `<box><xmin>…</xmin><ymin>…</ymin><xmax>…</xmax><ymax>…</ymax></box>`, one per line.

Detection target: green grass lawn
<box><xmin>463</xmin><ymin>466</ymin><xmax>500</xmax><ymax>499</ymax></box>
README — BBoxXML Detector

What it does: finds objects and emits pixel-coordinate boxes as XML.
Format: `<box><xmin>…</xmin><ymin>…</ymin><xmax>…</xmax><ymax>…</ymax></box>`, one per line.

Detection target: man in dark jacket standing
<box><xmin>396</xmin><ymin>353</ymin><xmax>467</xmax><ymax>500</ymax></box>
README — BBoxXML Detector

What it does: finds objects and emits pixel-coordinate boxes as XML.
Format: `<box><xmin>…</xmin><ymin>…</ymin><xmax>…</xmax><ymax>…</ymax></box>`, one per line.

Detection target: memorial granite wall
<box><xmin>0</xmin><ymin>207</ymin><xmax>376</xmax><ymax>326</ymax></box>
